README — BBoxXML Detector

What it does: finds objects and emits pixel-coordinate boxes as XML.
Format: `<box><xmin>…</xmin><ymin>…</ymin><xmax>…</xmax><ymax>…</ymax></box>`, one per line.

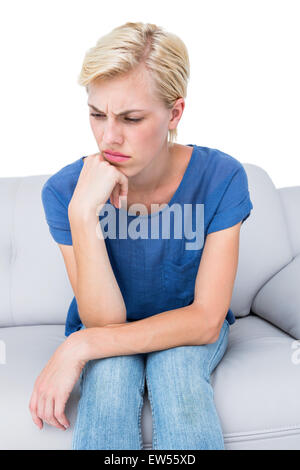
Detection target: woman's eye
<box><xmin>90</xmin><ymin>113</ymin><xmax>142</xmax><ymax>123</ymax></box>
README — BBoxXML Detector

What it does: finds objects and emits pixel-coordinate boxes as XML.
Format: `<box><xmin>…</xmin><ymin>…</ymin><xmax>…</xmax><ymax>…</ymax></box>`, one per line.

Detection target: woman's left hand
<box><xmin>29</xmin><ymin>331</ymin><xmax>88</xmax><ymax>430</ymax></box>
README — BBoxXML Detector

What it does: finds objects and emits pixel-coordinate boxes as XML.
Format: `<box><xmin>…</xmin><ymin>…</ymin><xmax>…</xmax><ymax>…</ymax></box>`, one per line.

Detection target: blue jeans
<box><xmin>72</xmin><ymin>319</ymin><xmax>230</xmax><ymax>450</ymax></box>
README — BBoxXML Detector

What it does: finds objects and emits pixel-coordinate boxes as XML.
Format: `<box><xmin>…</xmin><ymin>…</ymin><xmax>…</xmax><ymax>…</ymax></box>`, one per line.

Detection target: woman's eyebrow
<box><xmin>88</xmin><ymin>103</ymin><xmax>145</xmax><ymax>115</ymax></box>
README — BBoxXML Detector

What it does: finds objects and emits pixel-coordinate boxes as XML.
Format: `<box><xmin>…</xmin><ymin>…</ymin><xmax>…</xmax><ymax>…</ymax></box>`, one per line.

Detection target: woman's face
<box><xmin>87</xmin><ymin>64</ymin><xmax>183</xmax><ymax>181</ymax></box>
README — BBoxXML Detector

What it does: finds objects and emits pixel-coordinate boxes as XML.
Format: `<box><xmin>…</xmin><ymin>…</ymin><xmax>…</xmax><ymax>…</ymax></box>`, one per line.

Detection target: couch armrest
<box><xmin>252</xmin><ymin>254</ymin><xmax>300</xmax><ymax>339</ymax></box>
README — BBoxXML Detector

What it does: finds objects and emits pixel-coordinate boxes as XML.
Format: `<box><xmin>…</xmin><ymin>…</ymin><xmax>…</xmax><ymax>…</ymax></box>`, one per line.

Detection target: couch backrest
<box><xmin>232</xmin><ymin>163</ymin><xmax>295</xmax><ymax>316</ymax></box>
<box><xmin>252</xmin><ymin>184</ymin><xmax>300</xmax><ymax>339</ymax></box>
<box><xmin>0</xmin><ymin>166</ymin><xmax>298</xmax><ymax>332</ymax></box>
<box><xmin>0</xmin><ymin>175</ymin><xmax>74</xmax><ymax>327</ymax></box>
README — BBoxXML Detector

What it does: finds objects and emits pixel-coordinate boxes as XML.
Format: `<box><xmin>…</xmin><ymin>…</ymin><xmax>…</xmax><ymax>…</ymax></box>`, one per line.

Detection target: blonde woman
<box><xmin>29</xmin><ymin>22</ymin><xmax>253</xmax><ymax>450</ymax></box>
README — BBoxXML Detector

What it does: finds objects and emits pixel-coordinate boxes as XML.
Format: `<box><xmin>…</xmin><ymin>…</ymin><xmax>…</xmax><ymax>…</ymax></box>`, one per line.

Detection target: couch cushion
<box><xmin>0</xmin><ymin>325</ymin><xmax>77</xmax><ymax>449</ymax></box>
<box><xmin>1</xmin><ymin>317</ymin><xmax>300</xmax><ymax>450</ymax></box>
<box><xmin>212</xmin><ymin>314</ymin><xmax>300</xmax><ymax>449</ymax></box>
<box><xmin>0</xmin><ymin>324</ymin><xmax>152</xmax><ymax>450</ymax></box>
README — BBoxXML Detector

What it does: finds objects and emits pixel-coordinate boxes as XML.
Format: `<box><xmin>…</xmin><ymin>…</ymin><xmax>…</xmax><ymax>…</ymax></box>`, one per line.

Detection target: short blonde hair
<box><xmin>78</xmin><ymin>21</ymin><xmax>190</xmax><ymax>146</ymax></box>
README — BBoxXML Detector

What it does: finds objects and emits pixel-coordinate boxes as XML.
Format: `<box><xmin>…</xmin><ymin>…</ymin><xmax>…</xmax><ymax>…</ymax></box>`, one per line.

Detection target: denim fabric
<box><xmin>71</xmin><ymin>319</ymin><xmax>230</xmax><ymax>450</ymax></box>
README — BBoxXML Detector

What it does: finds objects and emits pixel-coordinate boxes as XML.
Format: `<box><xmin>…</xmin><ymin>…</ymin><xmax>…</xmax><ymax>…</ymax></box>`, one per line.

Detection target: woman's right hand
<box><xmin>69</xmin><ymin>152</ymin><xmax>129</xmax><ymax>215</ymax></box>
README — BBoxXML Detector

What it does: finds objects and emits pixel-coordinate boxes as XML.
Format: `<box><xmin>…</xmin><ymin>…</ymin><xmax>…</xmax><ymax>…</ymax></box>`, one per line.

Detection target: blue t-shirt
<box><xmin>41</xmin><ymin>144</ymin><xmax>253</xmax><ymax>336</ymax></box>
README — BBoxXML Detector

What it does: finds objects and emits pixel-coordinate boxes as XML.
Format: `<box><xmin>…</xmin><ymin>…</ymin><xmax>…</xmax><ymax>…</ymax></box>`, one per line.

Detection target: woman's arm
<box><xmin>68</xmin><ymin>205</ymin><xmax>126</xmax><ymax>328</ymax></box>
<box><xmin>29</xmin><ymin>221</ymin><xmax>241</xmax><ymax>430</ymax></box>
<box><xmin>65</xmin><ymin>153</ymin><xmax>129</xmax><ymax>328</ymax></box>
<box><xmin>78</xmin><ymin>221</ymin><xmax>243</xmax><ymax>357</ymax></box>
<box><xmin>29</xmin><ymin>302</ymin><xmax>212</xmax><ymax>431</ymax></box>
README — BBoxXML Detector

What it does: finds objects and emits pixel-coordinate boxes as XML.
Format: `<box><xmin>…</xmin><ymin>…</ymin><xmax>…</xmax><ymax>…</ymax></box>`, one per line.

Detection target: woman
<box><xmin>29</xmin><ymin>21</ymin><xmax>253</xmax><ymax>450</ymax></box>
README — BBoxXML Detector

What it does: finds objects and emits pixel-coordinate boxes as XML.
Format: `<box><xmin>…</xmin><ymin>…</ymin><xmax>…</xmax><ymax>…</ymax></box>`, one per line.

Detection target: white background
<box><xmin>0</xmin><ymin>0</ymin><xmax>299</xmax><ymax>188</ymax></box>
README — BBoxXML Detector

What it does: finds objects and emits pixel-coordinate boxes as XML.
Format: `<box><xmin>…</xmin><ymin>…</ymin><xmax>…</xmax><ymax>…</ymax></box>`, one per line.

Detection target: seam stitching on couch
<box><xmin>224</xmin><ymin>424</ymin><xmax>300</xmax><ymax>438</ymax></box>
<box><xmin>228</xmin><ymin>337</ymin><xmax>293</xmax><ymax>346</ymax></box>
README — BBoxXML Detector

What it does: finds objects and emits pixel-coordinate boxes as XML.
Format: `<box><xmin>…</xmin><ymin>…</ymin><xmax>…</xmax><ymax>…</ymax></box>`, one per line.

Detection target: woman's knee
<box><xmin>147</xmin><ymin>321</ymin><xmax>229</xmax><ymax>378</ymax></box>
<box><xmin>81</xmin><ymin>354</ymin><xmax>146</xmax><ymax>400</ymax></box>
<box><xmin>146</xmin><ymin>344</ymin><xmax>211</xmax><ymax>378</ymax></box>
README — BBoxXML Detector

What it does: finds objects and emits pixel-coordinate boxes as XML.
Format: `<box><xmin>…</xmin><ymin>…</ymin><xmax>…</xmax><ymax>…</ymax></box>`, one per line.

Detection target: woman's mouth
<box><xmin>103</xmin><ymin>152</ymin><xmax>131</xmax><ymax>163</ymax></box>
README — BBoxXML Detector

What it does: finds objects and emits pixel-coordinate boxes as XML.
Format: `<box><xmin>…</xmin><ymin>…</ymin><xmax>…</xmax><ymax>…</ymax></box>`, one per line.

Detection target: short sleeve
<box><xmin>41</xmin><ymin>182</ymin><xmax>73</xmax><ymax>245</ymax></box>
<box><xmin>206</xmin><ymin>165</ymin><xmax>253</xmax><ymax>234</ymax></box>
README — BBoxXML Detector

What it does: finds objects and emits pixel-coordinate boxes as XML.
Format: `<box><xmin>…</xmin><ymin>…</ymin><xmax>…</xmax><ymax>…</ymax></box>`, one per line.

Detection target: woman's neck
<box><xmin>128</xmin><ymin>143</ymin><xmax>178</xmax><ymax>195</ymax></box>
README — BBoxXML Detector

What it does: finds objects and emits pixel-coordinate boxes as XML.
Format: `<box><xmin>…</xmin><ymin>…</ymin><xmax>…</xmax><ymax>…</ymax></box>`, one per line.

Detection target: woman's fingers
<box><xmin>110</xmin><ymin>171</ymin><xmax>128</xmax><ymax>209</ymax></box>
<box><xmin>92</xmin><ymin>151</ymin><xmax>128</xmax><ymax>209</ymax></box>
<box><xmin>36</xmin><ymin>394</ymin><xmax>45</xmax><ymax>429</ymax></box>
<box><xmin>111</xmin><ymin>183</ymin><xmax>120</xmax><ymax>208</ymax></box>
<box><xmin>44</xmin><ymin>397</ymin><xmax>67</xmax><ymax>430</ymax></box>
<box><xmin>119</xmin><ymin>172</ymin><xmax>128</xmax><ymax>199</ymax></box>
<box><xmin>29</xmin><ymin>390</ymin><xmax>68</xmax><ymax>431</ymax></box>
<box><xmin>115</xmin><ymin>172</ymin><xmax>128</xmax><ymax>210</ymax></box>
<box><xmin>96</xmin><ymin>151</ymin><xmax>106</xmax><ymax>163</ymax></box>
<box><xmin>54</xmin><ymin>396</ymin><xmax>70</xmax><ymax>430</ymax></box>
<box><xmin>32</xmin><ymin>414</ymin><xmax>43</xmax><ymax>430</ymax></box>
<box><xmin>29</xmin><ymin>392</ymin><xmax>43</xmax><ymax>430</ymax></box>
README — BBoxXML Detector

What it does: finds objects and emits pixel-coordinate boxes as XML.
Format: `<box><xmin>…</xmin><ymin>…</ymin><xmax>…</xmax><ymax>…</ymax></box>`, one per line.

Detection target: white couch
<box><xmin>0</xmin><ymin>162</ymin><xmax>300</xmax><ymax>449</ymax></box>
